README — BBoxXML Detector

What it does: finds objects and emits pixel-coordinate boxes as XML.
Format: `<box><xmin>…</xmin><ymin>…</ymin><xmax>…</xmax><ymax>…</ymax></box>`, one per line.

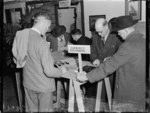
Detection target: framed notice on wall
<box><xmin>125</xmin><ymin>0</ymin><xmax>141</xmax><ymax>20</ymax></box>
<box><xmin>5</xmin><ymin>8</ymin><xmax>22</xmax><ymax>25</ymax></box>
<box><xmin>89</xmin><ymin>15</ymin><xmax>106</xmax><ymax>31</ymax></box>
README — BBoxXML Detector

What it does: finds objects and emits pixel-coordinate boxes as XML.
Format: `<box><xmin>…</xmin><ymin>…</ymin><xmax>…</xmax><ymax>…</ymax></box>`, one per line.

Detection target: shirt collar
<box><xmin>31</xmin><ymin>27</ymin><xmax>41</xmax><ymax>35</ymax></box>
<box><xmin>58</xmin><ymin>35</ymin><xmax>65</xmax><ymax>42</ymax></box>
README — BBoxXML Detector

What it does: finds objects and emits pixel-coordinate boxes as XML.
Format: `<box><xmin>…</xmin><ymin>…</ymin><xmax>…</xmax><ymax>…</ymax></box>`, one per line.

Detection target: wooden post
<box><xmin>95</xmin><ymin>81</ymin><xmax>102</xmax><ymax>112</ymax></box>
<box><xmin>15</xmin><ymin>72</ymin><xmax>22</xmax><ymax>112</ymax></box>
<box><xmin>68</xmin><ymin>79</ymin><xmax>75</xmax><ymax>112</ymax></box>
<box><xmin>73</xmin><ymin>81</ymin><xmax>85</xmax><ymax>112</ymax></box>
<box><xmin>78</xmin><ymin>53</ymin><xmax>83</xmax><ymax>72</ymax></box>
<box><xmin>104</xmin><ymin>77</ymin><xmax>112</xmax><ymax>110</ymax></box>
<box><xmin>95</xmin><ymin>77</ymin><xmax>112</xmax><ymax>112</ymax></box>
<box><xmin>56</xmin><ymin>79</ymin><xmax>61</xmax><ymax>108</ymax></box>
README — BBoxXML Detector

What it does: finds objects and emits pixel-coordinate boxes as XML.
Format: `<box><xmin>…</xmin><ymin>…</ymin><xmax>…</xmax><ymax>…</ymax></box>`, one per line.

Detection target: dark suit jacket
<box><xmin>46</xmin><ymin>32</ymin><xmax>71</xmax><ymax>52</ymax></box>
<box><xmin>87</xmin><ymin>31</ymin><xmax>146</xmax><ymax>109</ymax></box>
<box><xmin>66</xmin><ymin>36</ymin><xmax>92</xmax><ymax>61</ymax></box>
<box><xmin>76</xmin><ymin>36</ymin><xmax>92</xmax><ymax>61</ymax></box>
<box><xmin>76</xmin><ymin>36</ymin><xmax>92</xmax><ymax>45</ymax></box>
<box><xmin>90</xmin><ymin>31</ymin><xmax>122</xmax><ymax>98</ymax></box>
<box><xmin>90</xmin><ymin>32</ymin><xmax>122</xmax><ymax>62</ymax></box>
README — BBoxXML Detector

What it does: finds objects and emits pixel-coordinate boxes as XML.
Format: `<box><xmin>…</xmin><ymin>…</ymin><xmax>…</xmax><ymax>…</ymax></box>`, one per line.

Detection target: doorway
<box><xmin>58</xmin><ymin>8</ymin><xmax>75</xmax><ymax>33</ymax></box>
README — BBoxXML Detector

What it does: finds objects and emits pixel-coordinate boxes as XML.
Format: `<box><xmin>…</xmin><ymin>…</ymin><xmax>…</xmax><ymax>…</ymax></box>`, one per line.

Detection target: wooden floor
<box><xmin>2</xmin><ymin>75</ymin><xmax>109</xmax><ymax>112</ymax></box>
<box><xmin>2</xmin><ymin>75</ymin><xmax>150</xmax><ymax>112</ymax></box>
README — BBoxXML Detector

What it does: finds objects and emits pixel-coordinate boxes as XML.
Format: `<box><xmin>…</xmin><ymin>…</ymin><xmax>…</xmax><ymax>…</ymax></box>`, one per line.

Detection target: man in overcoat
<box><xmin>46</xmin><ymin>25</ymin><xmax>71</xmax><ymax>52</ymax></box>
<box><xmin>77</xmin><ymin>15</ymin><xmax>146</xmax><ymax>112</ymax></box>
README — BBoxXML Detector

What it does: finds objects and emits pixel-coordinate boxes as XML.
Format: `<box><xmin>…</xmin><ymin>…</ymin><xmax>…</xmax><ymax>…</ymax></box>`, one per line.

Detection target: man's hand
<box><xmin>93</xmin><ymin>59</ymin><xmax>100</xmax><ymax>67</ymax></box>
<box><xmin>59</xmin><ymin>66</ymin><xmax>67</xmax><ymax>74</ymax></box>
<box><xmin>60</xmin><ymin>46</ymin><xmax>68</xmax><ymax>51</ymax></box>
<box><xmin>76</xmin><ymin>72</ymin><xmax>88</xmax><ymax>82</ymax></box>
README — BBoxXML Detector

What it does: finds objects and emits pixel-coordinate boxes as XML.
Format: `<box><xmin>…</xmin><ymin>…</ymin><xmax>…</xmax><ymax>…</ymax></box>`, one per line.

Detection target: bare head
<box><xmin>71</xmin><ymin>29</ymin><xmax>82</xmax><ymax>41</ymax></box>
<box><xmin>33</xmin><ymin>11</ymin><xmax>52</xmax><ymax>35</ymax></box>
<box><xmin>95</xmin><ymin>18</ymin><xmax>109</xmax><ymax>37</ymax></box>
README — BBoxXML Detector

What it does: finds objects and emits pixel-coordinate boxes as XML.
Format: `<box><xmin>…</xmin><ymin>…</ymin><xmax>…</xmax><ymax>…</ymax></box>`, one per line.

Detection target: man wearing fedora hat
<box><xmin>46</xmin><ymin>25</ymin><xmax>71</xmax><ymax>52</ymax></box>
<box><xmin>77</xmin><ymin>15</ymin><xmax>146</xmax><ymax>112</ymax></box>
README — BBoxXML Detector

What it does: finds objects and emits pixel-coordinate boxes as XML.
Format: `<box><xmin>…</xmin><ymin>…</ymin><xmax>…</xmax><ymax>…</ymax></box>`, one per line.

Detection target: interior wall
<box><xmin>3</xmin><ymin>1</ymin><xmax>82</xmax><ymax>31</ymax></box>
<box><xmin>58</xmin><ymin>8</ymin><xmax>75</xmax><ymax>32</ymax></box>
<box><xmin>83</xmin><ymin>0</ymin><xmax>146</xmax><ymax>38</ymax></box>
<box><xmin>58</xmin><ymin>2</ymin><xmax>82</xmax><ymax>33</ymax></box>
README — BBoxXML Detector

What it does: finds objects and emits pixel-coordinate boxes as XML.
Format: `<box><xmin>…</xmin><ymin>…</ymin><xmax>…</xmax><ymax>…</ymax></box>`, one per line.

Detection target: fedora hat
<box><xmin>108</xmin><ymin>17</ymin><xmax>117</xmax><ymax>30</ymax></box>
<box><xmin>52</xmin><ymin>25</ymin><xmax>66</xmax><ymax>37</ymax></box>
<box><xmin>112</xmin><ymin>15</ymin><xmax>138</xmax><ymax>31</ymax></box>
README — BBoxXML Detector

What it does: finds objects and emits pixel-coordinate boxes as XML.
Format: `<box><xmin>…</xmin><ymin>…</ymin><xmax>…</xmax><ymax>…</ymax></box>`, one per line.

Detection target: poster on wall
<box><xmin>5</xmin><ymin>8</ymin><xmax>22</xmax><ymax>25</ymax></box>
<box><xmin>59</xmin><ymin>0</ymin><xmax>71</xmax><ymax>8</ymax></box>
<box><xmin>125</xmin><ymin>0</ymin><xmax>141</xmax><ymax>20</ymax></box>
<box><xmin>89</xmin><ymin>15</ymin><xmax>106</xmax><ymax>31</ymax></box>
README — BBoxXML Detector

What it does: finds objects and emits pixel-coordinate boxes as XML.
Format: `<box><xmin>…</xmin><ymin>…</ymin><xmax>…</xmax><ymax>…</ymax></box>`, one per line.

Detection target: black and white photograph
<box><xmin>2</xmin><ymin>0</ymin><xmax>149</xmax><ymax>112</ymax></box>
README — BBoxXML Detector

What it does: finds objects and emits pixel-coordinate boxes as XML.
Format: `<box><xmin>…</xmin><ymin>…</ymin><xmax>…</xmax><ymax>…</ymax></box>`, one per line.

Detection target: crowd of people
<box><xmin>12</xmin><ymin>10</ymin><xmax>146</xmax><ymax>112</ymax></box>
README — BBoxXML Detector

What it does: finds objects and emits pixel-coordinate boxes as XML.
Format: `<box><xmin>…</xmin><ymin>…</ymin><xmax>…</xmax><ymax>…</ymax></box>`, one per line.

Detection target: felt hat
<box><xmin>108</xmin><ymin>17</ymin><xmax>117</xmax><ymax>30</ymax></box>
<box><xmin>51</xmin><ymin>25</ymin><xmax>66</xmax><ymax>37</ymax></box>
<box><xmin>112</xmin><ymin>15</ymin><xmax>138</xmax><ymax>31</ymax></box>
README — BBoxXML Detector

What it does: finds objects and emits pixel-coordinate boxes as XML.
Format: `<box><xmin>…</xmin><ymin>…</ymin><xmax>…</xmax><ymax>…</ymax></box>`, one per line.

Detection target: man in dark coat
<box><xmin>46</xmin><ymin>25</ymin><xmax>71</xmax><ymax>52</ymax></box>
<box><xmin>70</xmin><ymin>29</ymin><xmax>92</xmax><ymax>61</ymax></box>
<box><xmin>90</xmin><ymin>18</ymin><xmax>122</xmax><ymax>65</ymax></box>
<box><xmin>77</xmin><ymin>15</ymin><xmax>146</xmax><ymax>112</ymax></box>
<box><xmin>87</xmin><ymin>18</ymin><xmax>122</xmax><ymax>99</ymax></box>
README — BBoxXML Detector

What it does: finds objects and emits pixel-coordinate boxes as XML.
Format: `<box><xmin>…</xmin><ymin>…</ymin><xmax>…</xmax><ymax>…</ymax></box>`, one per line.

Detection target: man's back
<box><xmin>76</xmin><ymin>36</ymin><xmax>92</xmax><ymax>45</ymax></box>
<box><xmin>114</xmin><ymin>31</ymin><xmax>145</xmax><ymax>108</ymax></box>
<box><xmin>23</xmin><ymin>29</ymin><xmax>55</xmax><ymax>92</ymax></box>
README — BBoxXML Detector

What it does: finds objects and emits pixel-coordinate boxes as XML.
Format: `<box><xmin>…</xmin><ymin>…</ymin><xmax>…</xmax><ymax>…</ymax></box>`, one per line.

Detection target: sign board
<box><xmin>59</xmin><ymin>0</ymin><xmax>71</xmax><ymax>8</ymax></box>
<box><xmin>68</xmin><ymin>45</ymin><xmax>91</xmax><ymax>54</ymax></box>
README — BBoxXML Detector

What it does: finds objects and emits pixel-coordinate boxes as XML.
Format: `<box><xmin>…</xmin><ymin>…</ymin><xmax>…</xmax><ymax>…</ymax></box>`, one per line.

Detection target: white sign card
<box><xmin>68</xmin><ymin>45</ymin><xmax>91</xmax><ymax>72</ymax></box>
<box><xmin>68</xmin><ymin>45</ymin><xmax>91</xmax><ymax>54</ymax></box>
<box><xmin>59</xmin><ymin>0</ymin><xmax>71</xmax><ymax>8</ymax></box>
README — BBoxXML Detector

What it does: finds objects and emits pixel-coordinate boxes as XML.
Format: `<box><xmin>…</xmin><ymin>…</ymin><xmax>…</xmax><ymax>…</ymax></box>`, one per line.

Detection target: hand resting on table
<box><xmin>59</xmin><ymin>66</ymin><xmax>67</xmax><ymax>74</ymax></box>
<box><xmin>76</xmin><ymin>71</ymin><xmax>88</xmax><ymax>83</ymax></box>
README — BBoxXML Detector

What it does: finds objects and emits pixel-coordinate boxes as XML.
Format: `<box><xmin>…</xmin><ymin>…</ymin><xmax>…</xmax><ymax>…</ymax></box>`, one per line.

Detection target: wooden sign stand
<box><xmin>78</xmin><ymin>53</ymin><xmax>83</xmax><ymax>72</ymax></box>
<box><xmin>68</xmin><ymin>45</ymin><xmax>91</xmax><ymax>73</ymax></box>
<box><xmin>67</xmin><ymin>45</ymin><xmax>91</xmax><ymax>112</ymax></box>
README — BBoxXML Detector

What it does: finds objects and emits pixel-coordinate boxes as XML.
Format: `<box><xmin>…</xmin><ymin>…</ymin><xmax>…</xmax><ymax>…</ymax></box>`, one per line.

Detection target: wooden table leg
<box><xmin>68</xmin><ymin>79</ymin><xmax>75</xmax><ymax>112</ymax></box>
<box><xmin>95</xmin><ymin>81</ymin><xmax>102</xmax><ymax>112</ymax></box>
<box><xmin>55</xmin><ymin>79</ymin><xmax>62</xmax><ymax>108</ymax></box>
<box><xmin>15</xmin><ymin>72</ymin><xmax>22</xmax><ymax>112</ymax></box>
<box><xmin>73</xmin><ymin>81</ymin><xmax>85</xmax><ymax>112</ymax></box>
<box><xmin>104</xmin><ymin>77</ymin><xmax>112</xmax><ymax>110</ymax></box>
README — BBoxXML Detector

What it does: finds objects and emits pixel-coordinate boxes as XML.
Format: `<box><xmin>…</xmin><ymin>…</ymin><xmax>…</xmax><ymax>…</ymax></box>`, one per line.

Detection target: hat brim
<box><xmin>112</xmin><ymin>20</ymin><xmax>138</xmax><ymax>31</ymax></box>
<box><xmin>52</xmin><ymin>26</ymin><xmax>66</xmax><ymax>37</ymax></box>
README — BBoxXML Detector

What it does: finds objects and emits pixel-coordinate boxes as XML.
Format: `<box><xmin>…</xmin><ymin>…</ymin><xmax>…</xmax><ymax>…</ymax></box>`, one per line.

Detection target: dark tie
<box><xmin>59</xmin><ymin>37</ymin><xmax>63</xmax><ymax>42</ymax></box>
<box><xmin>102</xmin><ymin>38</ymin><xmax>105</xmax><ymax>46</ymax></box>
